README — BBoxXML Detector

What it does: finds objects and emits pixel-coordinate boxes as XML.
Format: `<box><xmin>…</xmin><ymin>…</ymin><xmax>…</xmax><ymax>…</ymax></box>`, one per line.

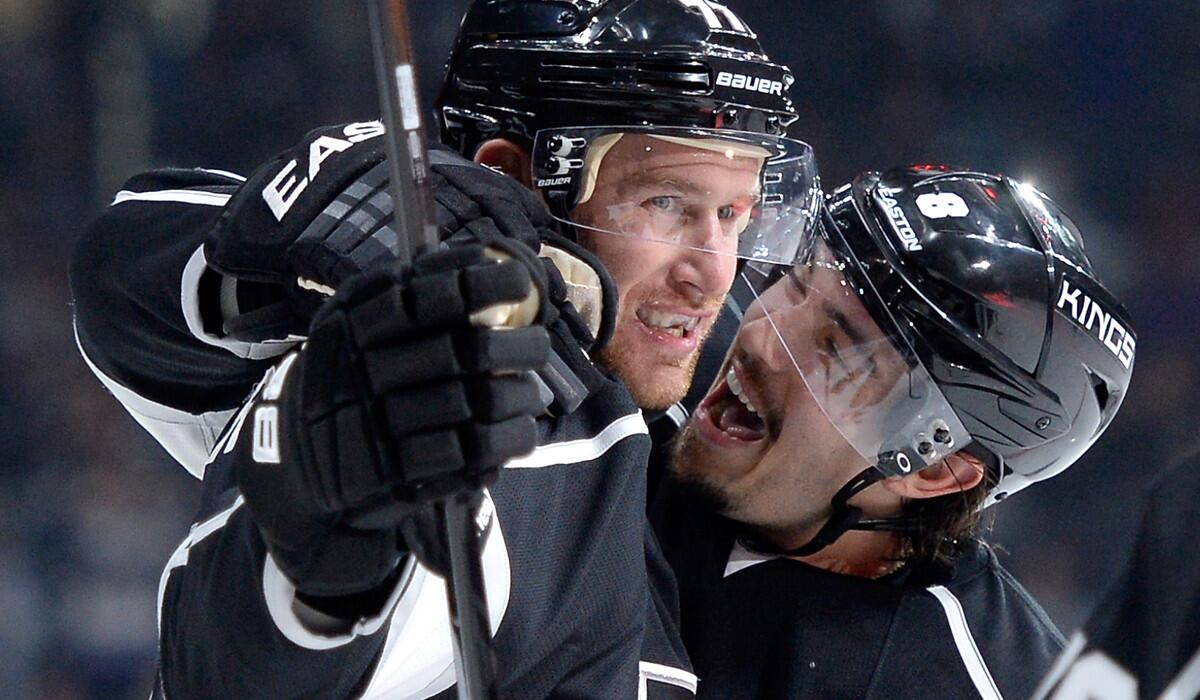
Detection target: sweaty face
<box><xmin>572</xmin><ymin>135</ymin><xmax>760</xmax><ymax>408</ymax></box>
<box><xmin>671</xmin><ymin>243</ymin><xmax>911</xmax><ymax>535</ymax></box>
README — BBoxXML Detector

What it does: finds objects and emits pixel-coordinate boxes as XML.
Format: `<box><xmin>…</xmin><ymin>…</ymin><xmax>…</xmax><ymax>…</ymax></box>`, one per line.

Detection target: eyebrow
<box><xmin>823</xmin><ymin>301</ymin><xmax>867</xmax><ymax>345</ymax></box>
<box><xmin>621</xmin><ymin>172</ymin><xmax>762</xmax><ymax>202</ymax></box>
<box><xmin>624</xmin><ymin>174</ymin><xmax>704</xmax><ymax>196</ymax></box>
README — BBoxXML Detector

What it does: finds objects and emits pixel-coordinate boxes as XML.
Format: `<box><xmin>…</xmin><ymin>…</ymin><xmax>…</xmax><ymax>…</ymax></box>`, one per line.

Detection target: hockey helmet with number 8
<box><xmin>735</xmin><ymin>167</ymin><xmax>1136</xmax><ymax>514</ymax></box>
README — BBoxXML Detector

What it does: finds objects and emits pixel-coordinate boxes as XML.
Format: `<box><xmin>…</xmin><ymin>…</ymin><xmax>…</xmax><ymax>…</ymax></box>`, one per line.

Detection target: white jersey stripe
<box><xmin>665</xmin><ymin>403</ymin><xmax>689</xmax><ymax>428</ymax></box>
<box><xmin>156</xmin><ymin>496</ymin><xmax>244</xmax><ymax>634</ymax></box>
<box><xmin>927</xmin><ymin>585</ymin><xmax>1003</xmax><ymax>700</ymax></box>
<box><xmin>179</xmin><ymin>245</ymin><xmax>304</xmax><ymax>360</ymax></box>
<box><xmin>74</xmin><ymin>324</ymin><xmax>234</xmax><ymax>479</ymax></box>
<box><xmin>112</xmin><ymin>189</ymin><xmax>232</xmax><ymax>207</ymax></box>
<box><xmin>1159</xmin><ymin>645</ymin><xmax>1200</xmax><ymax>700</ymax></box>
<box><xmin>505</xmin><ymin>412</ymin><xmax>648</xmax><ymax>470</ymax></box>
<box><xmin>358</xmin><ymin>490</ymin><xmax>512</xmax><ymax>699</ymax></box>
<box><xmin>1030</xmin><ymin>631</ymin><xmax>1087</xmax><ymax>700</ymax></box>
<box><xmin>262</xmin><ymin>553</ymin><xmax>420</xmax><ymax>652</ymax></box>
<box><xmin>196</xmin><ymin>168</ymin><xmax>246</xmax><ymax>182</ymax></box>
<box><xmin>638</xmin><ymin>661</ymin><xmax>699</xmax><ymax>700</ymax></box>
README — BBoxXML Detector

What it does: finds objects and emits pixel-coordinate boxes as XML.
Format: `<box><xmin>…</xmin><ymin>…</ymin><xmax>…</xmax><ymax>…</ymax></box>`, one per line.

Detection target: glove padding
<box><xmin>205</xmin><ymin>121</ymin><xmax>553</xmax><ymax>340</ymax></box>
<box><xmin>233</xmin><ymin>242</ymin><xmax>549</xmax><ymax>603</ymax></box>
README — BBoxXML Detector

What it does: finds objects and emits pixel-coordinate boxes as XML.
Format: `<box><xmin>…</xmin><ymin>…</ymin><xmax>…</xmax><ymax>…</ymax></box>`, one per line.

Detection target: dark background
<box><xmin>2</xmin><ymin>1</ymin><xmax>1195</xmax><ymax>697</ymax></box>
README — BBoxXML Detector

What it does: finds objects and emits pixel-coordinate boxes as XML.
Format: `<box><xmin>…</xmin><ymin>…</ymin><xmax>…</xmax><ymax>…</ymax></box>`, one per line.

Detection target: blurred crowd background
<box><xmin>2</xmin><ymin>1</ymin><xmax>1195</xmax><ymax>697</ymax></box>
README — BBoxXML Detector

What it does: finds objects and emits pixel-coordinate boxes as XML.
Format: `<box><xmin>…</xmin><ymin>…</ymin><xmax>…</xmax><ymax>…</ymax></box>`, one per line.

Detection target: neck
<box><xmin>796</xmin><ymin>529</ymin><xmax>908</xmax><ymax>578</ymax></box>
<box><xmin>753</xmin><ymin>523</ymin><xmax>907</xmax><ymax>579</ymax></box>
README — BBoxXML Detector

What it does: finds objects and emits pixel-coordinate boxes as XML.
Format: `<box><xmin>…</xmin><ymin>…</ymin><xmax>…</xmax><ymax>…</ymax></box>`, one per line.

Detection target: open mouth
<box><xmin>698</xmin><ymin>364</ymin><xmax>768</xmax><ymax>443</ymax></box>
<box><xmin>635</xmin><ymin>307</ymin><xmax>702</xmax><ymax>339</ymax></box>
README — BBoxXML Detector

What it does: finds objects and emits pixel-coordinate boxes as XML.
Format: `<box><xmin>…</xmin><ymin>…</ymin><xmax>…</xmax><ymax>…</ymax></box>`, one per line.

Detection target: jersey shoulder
<box><xmin>871</xmin><ymin>543</ymin><xmax>1065</xmax><ymax>700</ymax></box>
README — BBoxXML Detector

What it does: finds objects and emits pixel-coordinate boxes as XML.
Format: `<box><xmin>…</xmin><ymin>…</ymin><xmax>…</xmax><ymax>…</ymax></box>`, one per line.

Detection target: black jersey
<box><xmin>156</xmin><ymin>361</ymin><xmax>675</xmax><ymax>699</ymax></box>
<box><xmin>1034</xmin><ymin>453</ymin><xmax>1200</xmax><ymax>700</ymax></box>
<box><xmin>73</xmin><ymin>168</ymin><xmax>696</xmax><ymax>698</ymax></box>
<box><xmin>653</xmin><ymin>485</ymin><xmax>1067</xmax><ymax>700</ymax></box>
<box><xmin>70</xmin><ymin>167</ymin><xmax>274</xmax><ymax>477</ymax></box>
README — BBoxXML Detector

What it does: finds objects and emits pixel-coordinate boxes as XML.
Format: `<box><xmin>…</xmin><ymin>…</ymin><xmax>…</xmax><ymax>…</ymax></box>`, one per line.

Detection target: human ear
<box><xmin>474</xmin><ymin>138</ymin><xmax>532</xmax><ymax>188</ymax></box>
<box><xmin>879</xmin><ymin>452</ymin><xmax>985</xmax><ymax>500</ymax></box>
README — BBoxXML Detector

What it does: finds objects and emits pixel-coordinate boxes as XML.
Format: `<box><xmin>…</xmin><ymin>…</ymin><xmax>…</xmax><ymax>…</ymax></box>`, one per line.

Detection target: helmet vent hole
<box><xmin>923</xmin><ymin>282</ymin><xmax>983</xmax><ymax>334</ymax></box>
<box><xmin>1087</xmin><ymin>369</ymin><xmax>1113</xmax><ymax>420</ymax></box>
<box><xmin>534</xmin><ymin>59</ymin><xmax>712</xmax><ymax>94</ymax></box>
<box><xmin>908</xmin><ymin>312</ymin><xmax>985</xmax><ymax>372</ymax></box>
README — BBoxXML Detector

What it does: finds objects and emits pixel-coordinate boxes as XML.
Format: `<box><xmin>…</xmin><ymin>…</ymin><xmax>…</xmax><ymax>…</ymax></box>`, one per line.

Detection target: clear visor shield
<box><xmin>733</xmin><ymin>228</ymin><xmax>973</xmax><ymax>476</ymax></box>
<box><xmin>532</xmin><ymin>126</ymin><xmax>821</xmax><ymax>264</ymax></box>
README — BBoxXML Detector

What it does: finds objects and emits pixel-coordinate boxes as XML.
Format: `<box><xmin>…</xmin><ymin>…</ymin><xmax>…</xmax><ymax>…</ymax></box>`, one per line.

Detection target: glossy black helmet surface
<box><xmin>436</xmin><ymin>0</ymin><xmax>798</xmax><ymax>157</ymax></box>
<box><xmin>825</xmin><ymin>167</ymin><xmax>1136</xmax><ymax>505</ymax></box>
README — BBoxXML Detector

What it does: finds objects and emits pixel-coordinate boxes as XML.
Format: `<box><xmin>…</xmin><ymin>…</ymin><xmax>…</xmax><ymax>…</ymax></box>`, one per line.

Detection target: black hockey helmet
<box><xmin>817</xmin><ymin>167</ymin><xmax>1136</xmax><ymax>505</ymax></box>
<box><xmin>436</xmin><ymin>0</ymin><xmax>799</xmax><ymax>158</ymax></box>
<box><xmin>733</xmin><ymin>167</ymin><xmax>1136</xmax><ymax>556</ymax></box>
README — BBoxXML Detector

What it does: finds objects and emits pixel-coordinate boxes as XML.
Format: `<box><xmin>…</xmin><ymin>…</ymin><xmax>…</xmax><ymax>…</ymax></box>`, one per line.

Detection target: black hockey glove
<box><xmin>232</xmin><ymin>242</ymin><xmax>550</xmax><ymax>606</ymax></box>
<box><xmin>204</xmin><ymin>121</ymin><xmax>554</xmax><ymax>340</ymax></box>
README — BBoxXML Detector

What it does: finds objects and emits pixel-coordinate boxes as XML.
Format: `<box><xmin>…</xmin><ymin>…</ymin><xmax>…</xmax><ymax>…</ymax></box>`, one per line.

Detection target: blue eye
<box><xmin>720</xmin><ymin>199</ymin><xmax>755</xmax><ymax>221</ymax></box>
<box><xmin>646</xmin><ymin>196</ymin><xmax>677</xmax><ymax>211</ymax></box>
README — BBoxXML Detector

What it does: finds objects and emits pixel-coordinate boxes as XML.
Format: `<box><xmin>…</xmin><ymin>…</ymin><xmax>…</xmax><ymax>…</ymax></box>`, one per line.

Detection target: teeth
<box><xmin>638</xmin><ymin>309</ymin><xmax>701</xmax><ymax>333</ymax></box>
<box><xmin>725</xmin><ymin>367</ymin><xmax>759</xmax><ymax>415</ymax></box>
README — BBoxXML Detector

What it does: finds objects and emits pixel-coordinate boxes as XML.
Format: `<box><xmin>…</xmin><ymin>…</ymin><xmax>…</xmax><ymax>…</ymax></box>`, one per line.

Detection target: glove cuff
<box><xmin>263</xmin><ymin>552</ymin><xmax>414</xmax><ymax>648</ymax></box>
<box><xmin>293</xmin><ymin>559</ymin><xmax>407</xmax><ymax>620</ymax></box>
<box><xmin>541</xmin><ymin>231</ymin><xmax>618</xmax><ymax>351</ymax></box>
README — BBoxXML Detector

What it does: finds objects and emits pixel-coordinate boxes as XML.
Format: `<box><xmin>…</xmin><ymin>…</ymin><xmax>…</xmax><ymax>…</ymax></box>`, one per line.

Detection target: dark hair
<box><xmin>898</xmin><ymin>453</ymin><xmax>995</xmax><ymax>575</ymax></box>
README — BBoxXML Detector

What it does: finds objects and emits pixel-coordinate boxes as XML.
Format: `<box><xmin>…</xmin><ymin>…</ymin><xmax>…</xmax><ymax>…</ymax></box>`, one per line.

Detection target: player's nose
<box><xmin>735</xmin><ymin>313</ymin><xmax>794</xmax><ymax>375</ymax></box>
<box><xmin>667</xmin><ymin>243</ymin><xmax>735</xmax><ymax>305</ymax></box>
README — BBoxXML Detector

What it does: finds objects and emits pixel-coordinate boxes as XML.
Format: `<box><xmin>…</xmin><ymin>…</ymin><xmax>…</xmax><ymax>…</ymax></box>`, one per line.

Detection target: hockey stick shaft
<box><xmin>367</xmin><ymin>0</ymin><xmax>440</xmax><ymax>264</ymax></box>
<box><xmin>366</xmin><ymin>2</ymin><xmax>498</xmax><ymax>699</ymax></box>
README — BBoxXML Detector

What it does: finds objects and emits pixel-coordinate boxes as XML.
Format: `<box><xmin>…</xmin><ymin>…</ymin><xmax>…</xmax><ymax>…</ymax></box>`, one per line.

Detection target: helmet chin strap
<box><xmin>737</xmin><ymin>465</ymin><xmax>924</xmax><ymax>558</ymax></box>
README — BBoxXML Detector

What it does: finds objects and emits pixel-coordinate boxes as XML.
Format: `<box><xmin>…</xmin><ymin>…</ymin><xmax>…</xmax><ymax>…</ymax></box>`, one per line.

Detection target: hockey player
<box><xmin>71</xmin><ymin>0</ymin><xmax>815</xmax><ymax>472</ymax></box>
<box><xmin>653</xmin><ymin>167</ymin><xmax>1138</xmax><ymax>699</ymax></box>
<box><xmin>435</xmin><ymin>0</ymin><xmax>812</xmax><ymax>411</ymax></box>
<box><xmin>70</xmin><ymin>1</ymin><xmax>818</xmax><ymax>697</ymax></box>
<box><xmin>1032</xmin><ymin>451</ymin><xmax>1200</xmax><ymax>700</ymax></box>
